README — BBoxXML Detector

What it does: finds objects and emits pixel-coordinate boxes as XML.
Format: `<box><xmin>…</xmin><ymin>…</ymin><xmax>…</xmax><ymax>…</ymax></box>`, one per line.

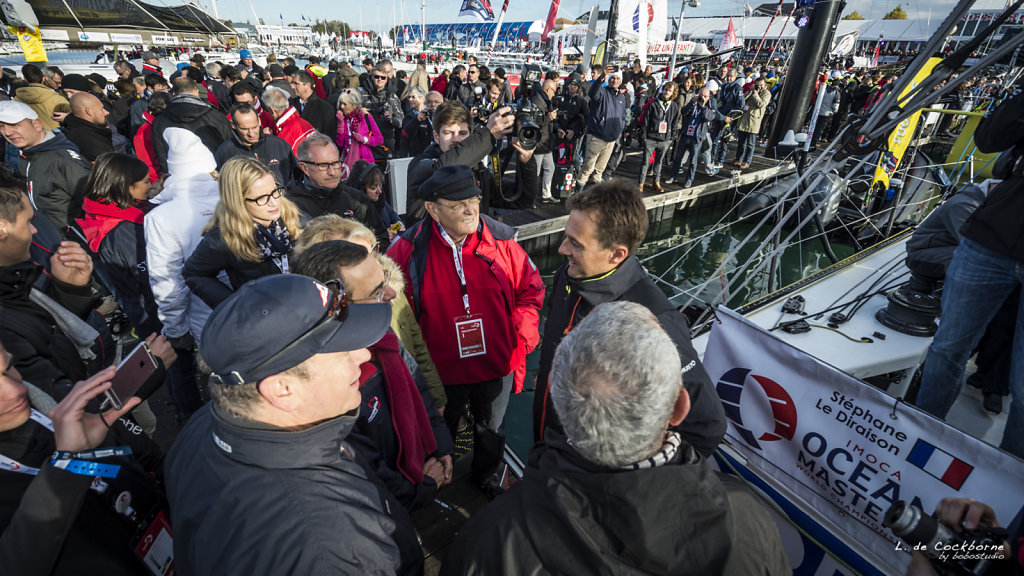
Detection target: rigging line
<box><xmin>834</xmin><ymin>261</ymin><xmax>907</xmax><ymax>316</ymax></box>
<box><xmin>705</xmin><ymin>130</ymin><xmax>873</xmax><ymax>308</ymax></box>
<box><xmin>845</xmin><ymin>274</ymin><xmax>911</xmax><ymax>318</ymax></box>
<box><xmin>815</xmin><ymin>254</ymin><xmax>906</xmax><ymax>318</ymax></box>
<box><xmin>682</xmin><ymin>134</ymin><xmax>850</xmax><ymax>311</ymax></box>
<box><xmin>125</xmin><ymin>0</ymin><xmax>173</xmax><ymax>31</ymax></box>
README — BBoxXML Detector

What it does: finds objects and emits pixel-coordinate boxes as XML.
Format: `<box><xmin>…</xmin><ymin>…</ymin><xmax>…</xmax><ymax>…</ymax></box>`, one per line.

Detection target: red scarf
<box><xmin>359</xmin><ymin>332</ymin><xmax>437</xmax><ymax>484</ymax></box>
<box><xmin>75</xmin><ymin>198</ymin><xmax>146</xmax><ymax>253</ymax></box>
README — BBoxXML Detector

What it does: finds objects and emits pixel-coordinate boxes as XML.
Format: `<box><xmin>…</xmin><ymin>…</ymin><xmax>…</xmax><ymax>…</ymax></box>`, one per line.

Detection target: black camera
<box><xmin>884</xmin><ymin>500</ymin><xmax>1009</xmax><ymax>576</ymax></box>
<box><xmin>511</xmin><ymin>64</ymin><xmax>546</xmax><ymax>151</ymax></box>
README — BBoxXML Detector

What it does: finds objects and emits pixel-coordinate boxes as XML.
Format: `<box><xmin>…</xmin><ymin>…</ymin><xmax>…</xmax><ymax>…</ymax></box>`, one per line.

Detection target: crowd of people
<box><xmin>0</xmin><ymin>44</ymin><xmax>1018</xmax><ymax>576</ymax></box>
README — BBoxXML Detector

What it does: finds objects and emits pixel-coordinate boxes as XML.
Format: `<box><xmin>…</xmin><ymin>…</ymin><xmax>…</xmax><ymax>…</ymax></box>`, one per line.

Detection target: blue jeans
<box><xmin>736</xmin><ymin>131</ymin><xmax>758</xmax><ymax>164</ymax></box>
<box><xmin>916</xmin><ymin>239</ymin><xmax>1024</xmax><ymax>457</ymax></box>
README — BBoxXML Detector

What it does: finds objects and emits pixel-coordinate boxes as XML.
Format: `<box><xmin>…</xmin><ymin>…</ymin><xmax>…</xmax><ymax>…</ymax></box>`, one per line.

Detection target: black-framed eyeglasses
<box><xmin>435</xmin><ymin>196</ymin><xmax>481</xmax><ymax>212</ymax></box>
<box><xmin>245</xmin><ymin>186</ymin><xmax>284</xmax><ymax>206</ymax></box>
<box><xmin>212</xmin><ymin>279</ymin><xmax>350</xmax><ymax>387</ymax></box>
<box><xmin>301</xmin><ymin>160</ymin><xmax>343</xmax><ymax>172</ymax></box>
<box><xmin>352</xmin><ymin>269</ymin><xmax>392</xmax><ymax>303</ymax></box>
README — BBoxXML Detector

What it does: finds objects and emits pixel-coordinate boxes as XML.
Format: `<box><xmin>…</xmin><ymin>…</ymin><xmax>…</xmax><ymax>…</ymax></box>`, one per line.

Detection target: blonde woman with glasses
<box><xmin>183</xmin><ymin>157</ymin><xmax>302</xmax><ymax>309</ymax></box>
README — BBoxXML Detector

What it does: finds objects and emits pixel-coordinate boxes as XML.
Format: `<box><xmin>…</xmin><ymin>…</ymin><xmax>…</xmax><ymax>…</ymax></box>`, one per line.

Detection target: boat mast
<box><xmin>604</xmin><ymin>0</ymin><xmax>619</xmax><ymax>65</ymax></box>
<box><xmin>209</xmin><ymin>0</ymin><xmax>219</xmax><ymax>19</ymax></box>
<box><xmin>421</xmin><ymin>0</ymin><xmax>426</xmax><ymax>49</ymax></box>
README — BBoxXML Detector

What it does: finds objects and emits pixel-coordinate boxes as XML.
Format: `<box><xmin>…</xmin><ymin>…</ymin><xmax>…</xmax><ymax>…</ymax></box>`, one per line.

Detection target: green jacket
<box><xmin>736</xmin><ymin>87</ymin><xmax>771</xmax><ymax>134</ymax></box>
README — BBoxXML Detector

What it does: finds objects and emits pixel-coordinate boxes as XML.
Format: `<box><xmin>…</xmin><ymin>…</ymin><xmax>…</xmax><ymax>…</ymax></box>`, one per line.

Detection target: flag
<box><xmin>9</xmin><ymin>26</ymin><xmax>46</xmax><ymax>62</ymax></box>
<box><xmin>721</xmin><ymin>17</ymin><xmax>741</xmax><ymax>51</ymax></box>
<box><xmin>459</xmin><ymin>0</ymin><xmax>495</xmax><ymax>22</ymax></box>
<box><xmin>744</xmin><ymin>2</ymin><xmax>753</xmax><ymax>17</ymax></box>
<box><xmin>542</xmin><ymin>0</ymin><xmax>561</xmax><ymax>41</ymax></box>
<box><xmin>906</xmin><ymin>439</ymin><xmax>974</xmax><ymax>490</ymax></box>
<box><xmin>829</xmin><ymin>30</ymin><xmax>859</xmax><ymax>56</ymax></box>
<box><xmin>870</xmin><ymin>43</ymin><xmax>880</xmax><ymax>67</ymax></box>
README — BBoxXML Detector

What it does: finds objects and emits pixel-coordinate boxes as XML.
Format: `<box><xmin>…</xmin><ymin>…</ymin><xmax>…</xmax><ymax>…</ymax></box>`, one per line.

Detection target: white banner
<box><xmin>109</xmin><ymin>33</ymin><xmax>143</xmax><ymax>43</ymax></box>
<box><xmin>152</xmin><ymin>35</ymin><xmax>179</xmax><ymax>45</ymax></box>
<box><xmin>40</xmin><ymin>28</ymin><xmax>68</xmax><ymax>41</ymax></box>
<box><xmin>704</xmin><ymin>307</ymin><xmax>1024</xmax><ymax>575</ymax></box>
<box><xmin>77</xmin><ymin>31</ymin><xmax>109</xmax><ymax>42</ymax></box>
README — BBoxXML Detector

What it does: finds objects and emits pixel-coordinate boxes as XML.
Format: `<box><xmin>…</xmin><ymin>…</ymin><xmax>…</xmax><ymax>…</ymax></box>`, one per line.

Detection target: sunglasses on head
<box><xmin>211</xmin><ymin>280</ymin><xmax>349</xmax><ymax>387</ymax></box>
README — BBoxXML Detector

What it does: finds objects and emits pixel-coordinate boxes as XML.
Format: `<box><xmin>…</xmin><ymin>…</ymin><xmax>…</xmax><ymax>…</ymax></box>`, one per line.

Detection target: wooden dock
<box><xmin>495</xmin><ymin>147</ymin><xmax>796</xmax><ymax>256</ymax></box>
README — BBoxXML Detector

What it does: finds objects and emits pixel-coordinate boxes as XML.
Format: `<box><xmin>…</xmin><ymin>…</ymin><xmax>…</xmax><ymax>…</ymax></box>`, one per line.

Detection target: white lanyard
<box><xmin>438</xmin><ymin>225</ymin><xmax>471</xmax><ymax>315</ymax></box>
<box><xmin>0</xmin><ymin>410</ymin><xmax>54</xmax><ymax>476</ymax></box>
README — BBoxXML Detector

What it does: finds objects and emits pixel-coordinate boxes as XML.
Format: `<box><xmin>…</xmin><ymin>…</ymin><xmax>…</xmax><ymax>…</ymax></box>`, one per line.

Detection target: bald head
<box><xmin>542</xmin><ymin>79</ymin><xmax>557</xmax><ymax>98</ymax></box>
<box><xmin>70</xmin><ymin>93</ymin><xmax>108</xmax><ymax>125</ymax></box>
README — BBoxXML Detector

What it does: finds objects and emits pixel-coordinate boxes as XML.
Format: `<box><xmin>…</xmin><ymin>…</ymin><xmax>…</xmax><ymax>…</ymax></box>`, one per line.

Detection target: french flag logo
<box><xmin>905</xmin><ymin>439</ymin><xmax>974</xmax><ymax>490</ymax></box>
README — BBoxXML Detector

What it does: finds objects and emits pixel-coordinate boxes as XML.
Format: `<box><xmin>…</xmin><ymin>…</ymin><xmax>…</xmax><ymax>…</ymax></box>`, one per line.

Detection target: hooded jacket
<box><xmin>61</xmin><ymin>114</ymin><xmax>115</xmax><ymax>162</ymax></box>
<box><xmin>214</xmin><ymin>131</ymin><xmax>300</xmax><ymax>187</ymax></box>
<box><xmin>144</xmin><ymin>172</ymin><xmax>219</xmax><ymax>342</ymax></box>
<box><xmin>533</xmin><ymin>257</ymin><xmax>727</xmax><ymax>457</ymax></box>
<box><xmin>442</xmin><ymin>433</ymin><xmax>789</xmax><ymax>576</ymax></box>
<box><xmin>14</xmin><ymin>83</ymin><xmax>68</xmax><ymax>131</ymax></box>
<box><xmin>18</xmin><ymin>132</ymin><xmax>93</xmax><ymax>231</ymax></box>
<box><xmin>166</xmin><ymin>405</ymin><xmax>423</xmax><ymax>576</ymax></box>
<box><xmin>150</xmin><ymin>94</ymin><xmax>233</xmax><ymax>174</ymax></box>
<box><xmin>0</xmin><ymin>262</ymin><xmax>98</xmax><ymax>400</ymax></box>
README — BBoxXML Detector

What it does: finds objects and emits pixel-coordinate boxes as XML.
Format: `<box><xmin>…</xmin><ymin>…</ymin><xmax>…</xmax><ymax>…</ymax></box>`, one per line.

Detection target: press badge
<box><xmin>455</xmin><ymin>315</ymin><xmax>487</xmax><ymax>358</ymax></box>
<box><xmin>686</xmin><ymin>124</ymin><xmax>696</xmax><ymax>136</ymax></box>
<box><xmin>658</xmin><ymin>121</ymin><xmax>668</xmax><ymax>134</ymax></box>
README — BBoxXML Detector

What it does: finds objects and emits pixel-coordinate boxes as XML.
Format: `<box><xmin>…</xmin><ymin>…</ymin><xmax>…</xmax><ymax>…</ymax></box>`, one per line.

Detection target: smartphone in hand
<box><xmin>103</xmin><ymin>342</ymin><xmax>159</xmax><ymax>410</ymax></box>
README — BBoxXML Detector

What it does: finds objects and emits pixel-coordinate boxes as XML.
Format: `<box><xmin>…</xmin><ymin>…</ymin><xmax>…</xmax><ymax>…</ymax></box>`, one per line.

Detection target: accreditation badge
<box><xmin>455</xmin><ymin>314</ymin><xmax>486</xmax><ymax>358</ymax></box>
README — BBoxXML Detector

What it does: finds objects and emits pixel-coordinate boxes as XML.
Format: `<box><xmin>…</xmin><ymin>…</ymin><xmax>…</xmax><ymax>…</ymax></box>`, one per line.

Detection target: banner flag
<box><xmin>830</xmin><ymin>30</ymin><xmax>859</xmax><ymax>56</ymax></box>
<box><xmin>721</xmin><ymin>18</ymin><xmax>741</xmax><ymax>51</ymax></box>
<box><xmin>871</xmin><ymin>56</ymin><xmax>941</xmax><ymax>191</ymax></box>
<box><xmin>542</xmin><ymin>0</ymin><xmax>561</xmax><ymax>41</ymax></box>
<box><xmin>703</xmin><ymin>307</ymin><xmax>1024</xmax><ymax>575</ymax></box>
<box><xmin>8</xmin><ymin>26</ymin><xmax>46</xmax><ymax>62</ymax></box>
<box><xmin>459</xmin><ymin>0</ymin><xmax>495</xmax><ymax>22</ymax></box>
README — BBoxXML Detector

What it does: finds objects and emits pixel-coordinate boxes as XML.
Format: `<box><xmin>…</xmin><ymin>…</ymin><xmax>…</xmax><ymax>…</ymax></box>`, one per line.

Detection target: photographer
<box><xmin>399</xmin><ymin>90</ymin><xmax>443</xmax><ymax>158</ymax></box>
<box><xmin>903</xmin><ymin>498</ymin><xmax>1017</xmax><ymax>576</ymax></box>
<box><xmin>357</xmin><ymin>63</ymin><xmax>403</xmax><ymax>165</ymax></box>
<box><xmin>0</xmin><ymin>339</ymin><xmax>174</xmax><ymax>576</ymax></box>
<box><xmin>553</xmin><ymin>78</ymin><xmax>589</xmax><ymax>174</ymax></box>
<box><xmin>405</xmin><ymin>100</ymin><xmax>538</xmax><ymax>222</ymax></box>
<box><xmin>533</xmin><ymin>80</ymin><xmax>558</xmax><ymax>205</ymax></box>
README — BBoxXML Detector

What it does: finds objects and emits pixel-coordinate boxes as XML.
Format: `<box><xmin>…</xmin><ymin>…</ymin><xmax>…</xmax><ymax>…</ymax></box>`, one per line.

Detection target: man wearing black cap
<box><xmin>165</xmin><ymin>274</ymin><xmax>423</xmax><ymax>575</ymax></box>
<box><xmin>387</xmin><ymin>165</ymin><xmax>544</xmax><ymax>498</ymax></box>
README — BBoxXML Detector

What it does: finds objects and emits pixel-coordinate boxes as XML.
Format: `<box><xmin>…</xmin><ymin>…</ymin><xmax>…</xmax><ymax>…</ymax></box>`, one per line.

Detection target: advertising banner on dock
<box><xmin>704</xmin><ymin>307</ymin><xmax>1024</xmax><ymax>574</ymax></box>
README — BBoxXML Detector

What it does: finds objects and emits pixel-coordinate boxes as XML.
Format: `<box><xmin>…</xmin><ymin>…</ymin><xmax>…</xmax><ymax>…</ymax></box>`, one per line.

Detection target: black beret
<box><xmin>420</xmin><ymin>165</ymin><xmax>481</xmax><ymax>202</ymax></box>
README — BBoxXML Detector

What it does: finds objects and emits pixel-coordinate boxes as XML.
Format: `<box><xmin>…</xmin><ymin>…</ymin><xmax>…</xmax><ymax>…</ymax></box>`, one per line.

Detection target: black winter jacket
<box><xmin>166</xmin><ymin>405</ymin><xmax>423</xmax><ymax>575</ymax></box>
<box><xmin>62</xmin><ymin>115</ymin><xmax>114</xmax><ymax>162</ymax></box>
<box><xmin>287</xmin><ymin>179</ymin><xmax>387</xmax><ymax>244</ymax></box>
<box><xmin>962</xmin><ymin>87</ymin><xmax>1024</xmax><ymax>261</ymax></box>
<box><xmin>0</xmin><ymin>405</ymin><xmax>168</xmax><ymax>576</ymax></box>
<box><xmin>533</xmin><ymin>257</ymin><xmax>727</xmax><ymax>457</ymax></box>
<box><xmin>90</xmin><ymin>219</ymin><xmax>162</xmax><ymax>337</ymax></box>
<box><xmin>640</xmin><ymin>96</ymin><xmax>682</xmax><ymax>142</ymax></box>
<box><xmin>905</xmin><ymin>183</ymin><xmax>987</xmax><ymax>279</ymax></box>
<box><xmin>358</xmin><ymin>83</ymin><xmax>403</xmax><ymax>152</ymax></box>
<box><xmin>531</xmin><ymin>92</ymin><xmax>554</xmax><ymax>155</ymax></box>
<box><xmin>399</xmin><ymin>112</ymin><xmax>433</xmax><ymax>158</ymax></box>
<box><xmin>553</xmin><ymin>92</ymin><xmax>588</xmax><ymax>135</ymax></box>
<box><xmin>181</xmin><ymin>227</ymin><xmax>282</xmax><ymax>310</ymax></box>
<box><xmin>0</xmin><ymin>263</ymin><xmax>99</xmax><ymax>400</ymax></box>
<box><xmin>150</xmin><ymin>94</ymin><xmax>233</xmax><ymax>175</ymax></box>
<box><xmin>442</xmin><ymin>432</ymin><xmax>789</xmax><ymax>576</ymax></box>
<box><xmin>18</xmin><ymin>133</ymin><xmax>92</xmax><ymax>231</ymax></box>
<box><xmin>291</xmin><ymin>94</ymin><xmax>338</xmax><ymax>138</ymax></box>
<box><xmin>214</xmin><ymin>132</ymin><xmax>301</xmax><ymax>187</ymax></box>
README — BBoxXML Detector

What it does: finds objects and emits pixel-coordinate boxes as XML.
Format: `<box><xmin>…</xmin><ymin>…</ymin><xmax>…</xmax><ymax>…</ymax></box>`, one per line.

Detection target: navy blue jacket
<box><xmin>587</xmin><ymin>81</ymin><xmax>629</xmax><ymax>142</ymax></box>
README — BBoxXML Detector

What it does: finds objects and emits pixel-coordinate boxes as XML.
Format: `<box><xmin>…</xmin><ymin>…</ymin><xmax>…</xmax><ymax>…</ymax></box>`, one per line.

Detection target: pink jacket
<box><xmin>336</xmin><ymin>109</ymin><xmax>383</xmax><ymax>166</ymax></box>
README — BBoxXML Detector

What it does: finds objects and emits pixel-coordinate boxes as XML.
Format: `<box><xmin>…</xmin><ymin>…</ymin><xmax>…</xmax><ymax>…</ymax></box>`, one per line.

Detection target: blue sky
<box><xmin>212</xmin><ymin>0</ymin><xmax>957</xmax><ymax>30</ymax></box>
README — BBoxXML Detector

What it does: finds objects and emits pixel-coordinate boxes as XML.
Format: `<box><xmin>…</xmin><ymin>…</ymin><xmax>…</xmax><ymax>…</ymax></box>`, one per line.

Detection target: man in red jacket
<box><xmin>263</xmin><ymin>86</ymin><xmax>315</xmax><ymax>154</ymax></box>
<box><xmin>387</xmin><ymin>165</ymin><xmax>543</xmax><ymax>498</ymax></box>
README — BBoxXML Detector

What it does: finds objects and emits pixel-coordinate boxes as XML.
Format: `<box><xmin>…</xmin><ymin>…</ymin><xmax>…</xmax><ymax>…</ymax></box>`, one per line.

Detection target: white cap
<box><xmin>0</xmin><ymin>100</ymin><xmax>39</xmax><ymax>124</ymax></box>
<box><xmin>163</xmin><ymin>127</ymin><xmax>217</xmax><ymax>177</ymax></box>
<box><xmin>706</xmin><ymin>78</ymin><xmax>721</xmax><ymax>92</ymax></box>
